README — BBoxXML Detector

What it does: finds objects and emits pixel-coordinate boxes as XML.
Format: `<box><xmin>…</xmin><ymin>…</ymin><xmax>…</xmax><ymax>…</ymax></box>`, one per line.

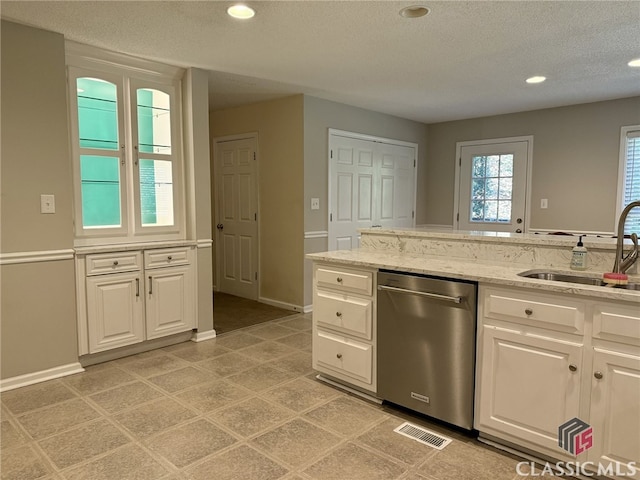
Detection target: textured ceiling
<box><xmin>2</xmin><ymin>0</ymin><xmax>639</xmax><ymax>123</ymax></box>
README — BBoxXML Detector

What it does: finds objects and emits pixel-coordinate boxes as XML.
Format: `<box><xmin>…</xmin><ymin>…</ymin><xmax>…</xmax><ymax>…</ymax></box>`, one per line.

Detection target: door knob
<box><xmin>594</xmin><ymin>371</ymin><xmax>603</xmax><ymax>380</ymax></box>
<box><xmin>515</xmin><ymin>229</ymin><xmax>522</xmax><ymax>233</ymax></box>
<box><xmin>216</xmin><ymin>223</ymin><xmax>224</xmax><ymax>230</ymax></box>
<box><xmin>516</xmin><ymin>218</ymin><xmax>523</xmax><ymax>224</ymax></box>
<box><xmin>569</xmin><ymin>364</ymin><xmax>578</xmax><ymax>372</ymax></box>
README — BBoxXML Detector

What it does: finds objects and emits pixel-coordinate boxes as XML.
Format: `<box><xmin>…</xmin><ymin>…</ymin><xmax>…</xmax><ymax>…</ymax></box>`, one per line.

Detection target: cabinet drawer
<box><xmin>86</xmin><ymin>252</ymin><xmax>142</xmax><ymax>276</ymax></box>
<box><xmin>593</xmin><ymin>302</ymin><xmax>640</xmax><ymax>346</ymax></box>
<box><xmin>314</xmin><ymin>329</ymin><xmax>372</xmax><ymax>385</ymax></box>
<box><xmin>144</xmin><ymin>247</ymin><xmax>191</xmax><ymax>269</ymax></box>
<box><xmin>483</xmin><ymin>287</ymin><xmax>585</xmax><ymax>334</ymax></box>
<box><xmin>316</xmin><ymin>266</ymin><xmax>373</xmax><ymax>295</ymax></box>
<box><xmin>314</xmin><ymin>289</ymin><xmax>372</xmax><ymax>339</ymax></box>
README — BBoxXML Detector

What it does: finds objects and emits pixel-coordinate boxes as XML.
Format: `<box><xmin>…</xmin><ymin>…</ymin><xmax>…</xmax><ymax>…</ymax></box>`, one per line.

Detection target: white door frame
<box><xmin>212</xmin><ymin>132</ymin><xmax>260</xmax><ymax>298</ymax></box>
<box><xmin>328</xmin><ymin>128</ymin><xmax>418</xmax><ymax>248</ymax></box>
<box><xmin>453</xmin><ymin>136</ymin><xmax>533</xmax><ymax>233</ymax></box>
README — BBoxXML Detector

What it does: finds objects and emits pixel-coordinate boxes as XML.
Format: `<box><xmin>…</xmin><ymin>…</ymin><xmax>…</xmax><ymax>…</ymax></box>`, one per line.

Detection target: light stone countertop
<box><xmin>307</xmin><ymin>248</ymin><xmax>640</xmax><ymax>303</ymax></box>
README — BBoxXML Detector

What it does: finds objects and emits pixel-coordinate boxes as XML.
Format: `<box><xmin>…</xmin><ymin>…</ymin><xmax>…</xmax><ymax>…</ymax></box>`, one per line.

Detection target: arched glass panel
<box><xmin>76</xmin><ymin>78</ymin><xmax>118</xmax><ymax>150</ymax></box>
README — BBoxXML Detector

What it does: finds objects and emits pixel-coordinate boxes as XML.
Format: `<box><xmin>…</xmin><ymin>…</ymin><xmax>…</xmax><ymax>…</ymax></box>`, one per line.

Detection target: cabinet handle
<box><xmin>336</xmin><ymin>277</ymin><xmax>343</xmax><ymax>283</ymax></box>
<box><xmin>524</xmin><ymin>308</ymin><xmax>533</xmax><ymax>316</ymax></box>
<box><xmin>569</xmin><ymin>364</ymin><xmax>578</xmax><ymax>372</ymax></box>
<box><xmin>167</xmin><ymin>256</ymin><xmax>172</xmax><ymax>261</ymax></box>
<box><xmin>136</xmin><ymin>278</ymin><xmax>140</xmax><ymax>297</ymax></box>
<box><xmin>336</xmin><ymin>312</ymin><xmax>342</xmax><ymax>318</ymax></box>
<box><xmin>148</xmin><ymin>276</ymin><xmax>152</xmax><ymax>295</ymax></box>
<box><xmin>113</xmin><ymin>260</ymin><xmax>119</xmax><ymax>266</ymax></box>
<box><xmin>336</xmin><ymin>353</ymin><xmax>343</xmax><ymax>359</ymax></box>
<box><xmin>594</xmin><ymin>371</ymin><xmax>603</xmax><ymax>380</ymax></box>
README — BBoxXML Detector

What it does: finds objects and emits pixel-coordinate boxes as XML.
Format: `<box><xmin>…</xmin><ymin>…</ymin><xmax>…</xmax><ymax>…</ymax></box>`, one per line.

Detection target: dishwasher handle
<box><xmin>377</xmin><ymin>284</ymin><xmax>463</xmax><ymax>304</ymax></box>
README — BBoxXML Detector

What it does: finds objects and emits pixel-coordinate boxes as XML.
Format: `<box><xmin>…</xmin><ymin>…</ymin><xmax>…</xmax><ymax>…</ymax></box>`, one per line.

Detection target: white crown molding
<box><xmin>0</xmin><ymin>249</ymin><xmax>75</xmax><ymax>265</ymax></box>
<box><xmin>304</xmin><ymin>231</ymin><xmax>329</xmax><ymax>239</ymax></box>
<box><xmin>0</xmin><ymin>363</ymin><xmax>84</xmax><ymax>392</ymax></box>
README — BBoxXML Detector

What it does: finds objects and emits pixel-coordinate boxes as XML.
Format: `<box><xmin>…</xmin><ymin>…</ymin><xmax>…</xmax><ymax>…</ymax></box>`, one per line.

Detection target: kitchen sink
<box><xmin>518</xmin><ymin>269</ymin><xmax>640</xmax><ymax>291</ymax></box>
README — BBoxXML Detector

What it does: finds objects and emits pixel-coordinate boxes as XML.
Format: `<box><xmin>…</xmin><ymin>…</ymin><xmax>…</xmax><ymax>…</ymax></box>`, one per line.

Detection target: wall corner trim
<box><xmin>191</xmin><ymin>329</ymin><xmax>217</xmax><ymax>342</ymax></box>
<box><xmin>0</xmin><ymin>249</ymin><xmax>75</xmax><ymax>265</ymax></box>
<box><xmin>196</xmin><ymin>239</ymin><xmax>213</xmax><ymax>248</ymax></box>
<box><xmin>0</xmin><ymin>363</ymin><xmax>84</xmax><ymax>392</ymax></box>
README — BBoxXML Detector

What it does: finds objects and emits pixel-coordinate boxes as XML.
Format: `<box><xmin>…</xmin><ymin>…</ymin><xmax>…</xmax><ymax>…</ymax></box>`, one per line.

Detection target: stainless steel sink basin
<box><xmin>518</xmin><ymin>270</ymin><xmax>640</xmax><ymax>291</ymax></box>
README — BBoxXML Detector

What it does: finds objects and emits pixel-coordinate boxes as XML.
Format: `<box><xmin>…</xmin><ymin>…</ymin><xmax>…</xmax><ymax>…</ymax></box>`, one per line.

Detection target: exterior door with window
<box><xmin>214</xmin><ymin>136</ymin><xmax>258</xmax><ymax>300</ymax></box>
<box><xmin>456</xmin><ymin>139</ymin><xmax>531</xmax><ymax>233</ymax></box>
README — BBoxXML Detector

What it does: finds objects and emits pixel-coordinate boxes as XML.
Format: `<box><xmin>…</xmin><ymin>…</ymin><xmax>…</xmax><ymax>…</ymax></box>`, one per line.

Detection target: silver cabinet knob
<box><xmin>336</xmin><ymin>277</ymin><xmax>343</xmax><ymax>283</ymax></box>
<box><xmin>594</xmin><ymin>371</ymin><xmax>603</xmax><ymax>380</ymax></box>
<box><xmin>336</xmin><ymin>312</ymin><xmax>342</xmax><ymax>318</ymax></box>
<box><xmin>569</xmin><ymin>364</ymin><xmax>578</xmax><ymax>372</ymax></box>
<box><xmin>113</xmin><ymin>260</ymin><xmax>119</xmax><ymax>266</ymax></box>
<box><xmin>336</xmin><ymin>353</ymin><xmax>343</xmax><ymax>359</ymax></box>
<box><xmin>167</xmin><ymin>256</ymin><xmax>172</xmax><ymax>261</ymax></box>
<box><xmin>525</xmin><ymin>308</ymin><xmax>533</xmax><ymax>316</ymax></box>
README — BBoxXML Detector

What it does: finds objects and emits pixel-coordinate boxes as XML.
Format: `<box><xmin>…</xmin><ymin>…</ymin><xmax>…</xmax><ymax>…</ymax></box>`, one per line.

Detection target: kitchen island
<box><xmin>307</xmin><ymin>228</ymin><xmax>640</xmax><ymax>479</ymax></box>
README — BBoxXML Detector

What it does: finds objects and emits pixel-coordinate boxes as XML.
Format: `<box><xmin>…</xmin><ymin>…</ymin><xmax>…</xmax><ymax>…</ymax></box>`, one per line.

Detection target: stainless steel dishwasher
<box><xmin>377</xmin><ymin>270</ymin><xmax>477</xmax><ymax>430</ymax></box>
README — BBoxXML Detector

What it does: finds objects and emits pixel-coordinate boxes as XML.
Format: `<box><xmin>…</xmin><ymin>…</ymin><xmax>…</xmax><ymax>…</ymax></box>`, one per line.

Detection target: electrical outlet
<box><xmin>311</xmin><ymin>198</ymin><xmax>320</xmax><ymax>210</ymax></box>
<box><xmin>40</xmin><ymin>194</ymin><xmax>55</xmax><ymax>214</ymax></box>
<box><xmin>540</xmin><ymin>198</ymin><xmax>548</xmax><ymax>209</ymax></box>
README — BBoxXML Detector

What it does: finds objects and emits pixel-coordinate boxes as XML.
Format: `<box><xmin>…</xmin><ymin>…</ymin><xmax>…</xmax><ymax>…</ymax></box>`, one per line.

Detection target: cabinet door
<box><xmin>86</xmin><ymin>273</ymin><xmax>144</xmax><ymax>353</ymax></box>
<box><xmin>146</xmin><ymin>265</ymin><xmax>195</xmax><ymax>339</ymax></box>
<box><xmin>476</xmin><ymin>326</ymin><xmax>583</xmax><ymax>456</ymax></box>
<box><xmin>588</xmin><ymin>348</ymin><xmax>640</xmax><ymax>479</ymax></box>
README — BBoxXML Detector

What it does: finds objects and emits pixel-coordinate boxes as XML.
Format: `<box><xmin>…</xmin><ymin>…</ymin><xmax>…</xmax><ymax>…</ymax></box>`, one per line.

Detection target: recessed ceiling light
<box><xmin>399</xmin><ymin>5</ymin><xmax>430</xmax><ymax>18</ymax></box>
<box><xmin>227</xmin><ymin>4</ymin><xmax>255</xmax><ymax>19</ymax></box>
<box><xmin>628</xmin><ymin>58</ymin><xmax>640</xmax><ymax>67</ymax></box>
<box><xmin>526</xmin><ymin>76</ymin><xmax>547</xmax><ymax>84</ymax></box>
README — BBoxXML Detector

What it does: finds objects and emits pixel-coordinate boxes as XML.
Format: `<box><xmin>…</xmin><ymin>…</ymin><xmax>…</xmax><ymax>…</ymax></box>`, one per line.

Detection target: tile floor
<box><xmin>1</xmin><ymin>313</ymin><xmax>529</xmax><ymax>480</ymax></box>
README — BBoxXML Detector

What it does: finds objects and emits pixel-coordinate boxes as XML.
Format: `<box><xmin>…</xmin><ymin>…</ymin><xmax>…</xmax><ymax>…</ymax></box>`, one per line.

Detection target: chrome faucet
<box><xmin>613</xmin><ymin>200</ymin><xmax>640</xmax><ymax>274</ymax></box>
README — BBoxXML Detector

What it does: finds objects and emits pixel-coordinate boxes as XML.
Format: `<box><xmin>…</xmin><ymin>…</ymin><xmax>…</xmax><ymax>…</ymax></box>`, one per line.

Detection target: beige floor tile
<box><xmin>197</xmin><ymin>352</ymin><xmax>260</xmax><ymax>377</ymax></box>
<box><xmin>304</xmin><ymin>396</ymin><xmax>387</xmax><ymax>436</ymax></box>
<box><xmin>175</xmin><ymin>379</ymin><xmax>252</xmax><ymax>413</ymax></box>
<box><xmin>119</xmin><ymin>354</ymin><xmax>189</xmax><ymax>378</ymax></box>
<box><xmin>0</xmin><ymin>419</ymin><xmax>28</xmax><ymax>450</ymax></box>
<box><xmin>275</xmin><ymin>332</ymin><xmax>312</xmax><ymax>350</ymax></box>
<box><xmin>213</xmin><ymin>397</ymin><xmax>293</xmax><ymax>438</ymax></box>
<box><xmin>164</xmin><ymin>340</ymin><xmax>231</xmax><ymax>363</ymax></box>
<box><xmin>251</xmin><ymin>418</ymin><xmax>340</xmax><ymax>468</ymax></box>
<box><xmin>148</xmin><ymin>366</ymin><xmax>217</xmax><ymax>393</ymax></box>
<box><xmin>277</xmin><ymin>315</ymin><xmax>312</xmax><ymax>331</ymax></box>
<box><xmin>1</xmin><ymin>444</ymin><xmax>51</xmax><ymax>480</ymax></box>
<box><xmin>305</xmin><ymin>442</ymin><xmax>406</xmax><ymax>480</ymax></box>
<box><xmin>145</xmin><ymin>419</ymin><xmax>237</xmax><ymax>469</ymax></box>
<box><xmin>62</xmin><ymin>444</ymin><xmax>171</xmax><ymax>480</ymax></box>
<box><xmin>247</xmin><ymin>324</ymin><xmax>298</xmax><ymax>340</ymax></box>
<box><xmin>88</xmin><ymin>381</ymin><xmax>164</xmax><ymax>414</ymax></box>
<box><xmin>187</xmin><ymin>444</ymin><xmax>289</xmax><ymax>480</ymax></box>
<box><xmin>213</xmin><ymin>332</ymin><xmax>265</xmax><ymax>350</ymax></box>
<box><xmin>113</xmin><ymin>397</ymin><xmax>197</xmax><ymax>439</ymax></box>
<box><xmin>16</xmin><ymin>398</ymin><xmax>101</xmax><ymax>440</ymax></box>
<box><xmin>236</xmin><ymin>341</ymin><xmax>295</xmax><ymax>362</ymax></box>
<box><xmin>37</xmin><ymin>419</ymin><xmax>130</xmax><ymax>469</ymax></box>
<box><xmin>357</xmin><ymin>418</ymin><xmax>438</xmax><ymax>466</ymax></box>
<box><xmin>227</xmin><ymin>364</ymin><xmax>297</xmax><ymax>392</ymax></box>
<box><xmin>267</xmin><ymin>351</ymin><xmax>313</xmax><ymax>376</ymax></box>
<box><xmin>62</xmin><ymin>367</ymin><xmax>134</xmax><ymax>395</ymax></box>
<box><xmin>260</xmin><ymin>378</ymin><xmax>339</xmax><ymax>413</ymax></box>
<box><xmin>1</xmin><ymin>381</ymin><xmax>77</xmax><ymax>415</ymax></box>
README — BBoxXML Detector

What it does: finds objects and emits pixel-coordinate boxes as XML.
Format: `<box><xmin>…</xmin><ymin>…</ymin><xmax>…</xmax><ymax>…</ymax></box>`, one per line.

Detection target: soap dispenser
<box><xmin>570</xmin><ymin>235</ymin><xmax>588</xmax><ymax>270</ymax></box>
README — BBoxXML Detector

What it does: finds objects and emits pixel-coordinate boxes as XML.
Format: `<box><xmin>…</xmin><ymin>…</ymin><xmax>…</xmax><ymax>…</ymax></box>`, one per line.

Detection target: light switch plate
<box><xmin>311</xmin><ymin>198</ymin><xmax>320</xmax><ymax>210</ymax></box>
<box><xmin>40</xmin><ymin>194</ymin><xmax>55</xmax><ymax>214</ymax></box>
<box><xmin>540</xmin><ymin>198</ymin><xmax>548</xmax><ymax>209</ymax></box>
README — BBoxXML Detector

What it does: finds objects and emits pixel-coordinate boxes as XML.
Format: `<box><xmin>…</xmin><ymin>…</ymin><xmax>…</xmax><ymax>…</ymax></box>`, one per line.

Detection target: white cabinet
<box><xmin>79</xmin><ymin>245</ymin><xmax>196</xmax><ymax>356</ymax></box>
<box><xmin>476</xmin><ymin>285</ymin><xmax>640</xmax><ymax>474</ymax></box>
<box><xmin>312</xmin><ymin>263</ymin><xmax>376</xmax><ymax>393</ymax></box>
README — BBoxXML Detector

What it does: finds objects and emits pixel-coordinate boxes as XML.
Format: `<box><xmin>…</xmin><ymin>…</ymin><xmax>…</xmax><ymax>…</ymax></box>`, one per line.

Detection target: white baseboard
<box><xmin>0</xmin><ymin>362</ymin><xmax>84</xmax><ymax>392</ymax></box>
<box><xmin>303</xmin><ymin>304</ymin><xmax>313</xmax><ymax>314</ymax></box>
<box><xmin>258</xmin><ymin>296</ymin><xmax>304</xmax><ymax>313</ymax></box>
<box><xmin>191</xmin><ymin>329</ymin><xmax>217</xmax><ymax>342</ymax></box>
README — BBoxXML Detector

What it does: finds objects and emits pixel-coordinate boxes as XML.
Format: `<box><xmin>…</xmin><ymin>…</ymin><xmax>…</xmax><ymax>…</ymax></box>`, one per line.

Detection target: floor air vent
<box><xmin>393</xmin><ymin>422</ymin><xmax>453</xmax><ymax>450</ymax></box>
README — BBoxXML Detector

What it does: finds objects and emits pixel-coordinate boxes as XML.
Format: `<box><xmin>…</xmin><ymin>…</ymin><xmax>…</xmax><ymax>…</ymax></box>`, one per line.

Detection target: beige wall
<box><xmin>1</xmin><ymin>21</ymin><xmax>78</xmax><ymax>378</ymax></box>
<box><xmin>302</xmin><ymin>96</ymin><xmax>429</xmax><ymax>307</ymax></box>
<box><xmin>424</xmin><ymin>97</ymin><xmax>640</xmax><ymax>232</ymax></box>
<box><xmin>210</xmin><ymin>96</ymin><xmax>305</xmax><ymax>307</ymax></box>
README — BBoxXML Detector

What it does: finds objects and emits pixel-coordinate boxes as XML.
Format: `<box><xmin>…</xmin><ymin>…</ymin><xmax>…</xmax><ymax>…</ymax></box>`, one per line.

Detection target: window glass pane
<box><xmin>469</xmin><ymin>152</ymin><xmax>515</xmax><ymax>224</ymax></box>
<box><xmin>471</xmin><ymin>179</ymin><xmax>485</xmax><ymax>199</ymax></box>
<box><xmin>137</xmin><ymin>89</ymin><xmax>171</xmax><ymax>154</ymax></box>
<box><xmin>80</xmin><ymin>155</ymin><xmax>121</xmax><ymax>228</ymax></box>
<box><xmin>140</xmin><ymin>159</ymin><xmax>174</xmax><ymax>226</ymax></box>
<box><xmin>471</xmin><ymin>201</ymin><xmax>484</xmax><ymax>221</ymax></box>
<box><xmin>77</xmin><ymin>78</ymin><xmax>118</xmax><ymax>150</ymax></box>
<box><xmin>472</xmin><ymin>156</ymin><xmax>485</xmax><ymax>177</ymax></box>
<box><xmin>623</xmin><ymin>134</ymin><xmax>640</xmax><ymax>234</ymax></box>
<box><xmin>486</xmin><ymin>156</ymin><xmax>500</xmax><ymax>176</ymax></box>
<box><xmin>498</xmin><ymin>200</ymin><xmax>512</xmax><ymax>222</ymax></box>
<box><xmin>498</xmin><ymin>177</ymin><xmax>512</xmax><ymax>199</ymax></box>
<box><xmin>500</xmin><ymin>154</ymin><xmax>514</xmax><ymax>176</ymax></box>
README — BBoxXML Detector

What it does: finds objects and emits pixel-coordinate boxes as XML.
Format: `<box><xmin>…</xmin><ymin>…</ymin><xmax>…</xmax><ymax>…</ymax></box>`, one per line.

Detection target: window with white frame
<box><xmin>67</xmin><ymin>44</ymin><xmax>184</xmax><ymax>244</ymax></box>
<box><xmin>618</xmin><ymin>126</ymin><xmax>640</xmax><ymax>235</ymax></box>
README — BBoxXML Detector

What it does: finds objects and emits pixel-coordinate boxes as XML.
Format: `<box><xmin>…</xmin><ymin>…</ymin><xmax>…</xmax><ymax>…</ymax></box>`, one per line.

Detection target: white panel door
<box><xmin>328</xmin><ymin>132</ymin><xmax>416</xmax><ymax>250</ymax></box>
<box><xmin>215</xmin><ymin>136</ymin><xmax>258</xmax><ymax>300</ymax></box>
<box><xmin>456</xmin><ymin>138</ymin><xmax>530</xmax><ymax>232</ymax></box>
